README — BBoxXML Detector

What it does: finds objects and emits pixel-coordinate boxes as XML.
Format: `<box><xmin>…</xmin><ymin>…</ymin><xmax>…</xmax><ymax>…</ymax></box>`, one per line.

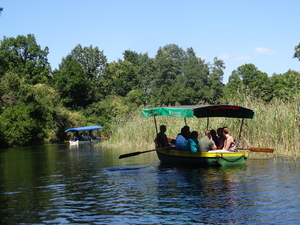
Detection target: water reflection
<box><xmin>1</xmin><ymin>145</ymin><xmax>300</xmax><ymax>224</ymax></box>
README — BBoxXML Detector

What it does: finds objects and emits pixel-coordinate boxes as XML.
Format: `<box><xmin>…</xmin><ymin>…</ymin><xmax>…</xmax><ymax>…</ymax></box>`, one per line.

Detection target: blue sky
<box><xmin>1</xmin><ymin>0</ymin><xmax>299</xmax><ymax>83</ymax></box>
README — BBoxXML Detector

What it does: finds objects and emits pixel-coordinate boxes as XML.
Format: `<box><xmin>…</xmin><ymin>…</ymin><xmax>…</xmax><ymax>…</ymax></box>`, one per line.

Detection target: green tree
<box><xmin>0</xmin><ymin>34</ymin><xmax>50</xmax><ymax>84</ymax></box>
<box><xmin>104</xmin><ymin>59</ymin><xmax>140</xmax><ymax>97</ymax></box>
<box><xmin>181</xmin><ymin>47</ymin><xmax>210</xmax><ymax>104</ymax></box>
<box><xmin>293</xmin><ymin>43</ymin><xmax>300</xmax><ymax>61</ymax></box>
<box><xmin>225</xmin><ymin>64</ymin><xmax>268</xmax><ymax>100</ymax></box>
<box><xmin>151</xmin><ymin>44</ymin><xmax>186</xmax><ymax>105</ymax></box>
<box><xmin>51</xmin><ymin>44</ymin><xmax>107</xmax><ymax>109</ymax></box>
<box><xmin>208</xmin><ymin>57</ymin><xmax>225</xmax><ymax>103</ymax></box>
<box><xmin>123</xmin><ymin>50</ymin><xmax>155</xmax><ymax>105</ymax></box>
<box><xmin>269</xmin><ymin>70</ymin><xmax>300</xmax><ymax>101</ymax></box>
<box><xmin>52</xmin><ymin>55</ymin><xmax>93</xmax><ymax>109</ymax></box>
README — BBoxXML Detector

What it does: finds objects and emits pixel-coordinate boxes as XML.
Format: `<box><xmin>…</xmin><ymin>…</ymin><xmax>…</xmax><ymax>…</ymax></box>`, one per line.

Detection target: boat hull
<box><xmin>69</xmin><ymin>139</ymin><xmax>100</xmax><ymax>146</ymax></box>
<box><xmin>156</xmin><ymin>149</ymin><xmax>249</xmax><ymax>167</ymax></box>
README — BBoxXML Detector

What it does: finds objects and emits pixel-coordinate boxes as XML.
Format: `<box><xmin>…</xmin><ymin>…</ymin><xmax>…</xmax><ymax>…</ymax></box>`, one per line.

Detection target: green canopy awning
<box><xmin>142</xmin><ymin>107</ymin><xmax>194</xmax><ymax>118</ymax></box>
<box><xmin>142</xmin><ymin>105</ymin><xmax>254</xmax><ymax>119</ymax></box>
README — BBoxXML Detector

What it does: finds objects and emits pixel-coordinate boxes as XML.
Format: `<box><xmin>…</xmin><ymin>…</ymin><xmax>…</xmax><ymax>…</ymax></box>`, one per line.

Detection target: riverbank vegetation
<box><xmin>0</xmin><ymin>34</ymin><xmax>299</xmax><ymax>156</ymax></box>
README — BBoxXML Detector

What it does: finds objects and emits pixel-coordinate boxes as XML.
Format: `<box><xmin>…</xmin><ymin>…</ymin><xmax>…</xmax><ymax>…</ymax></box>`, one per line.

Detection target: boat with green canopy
<box><xmin>120</xmin><ymin>105</ymin><xmax>273</xmax><ymax>166</ymax></box>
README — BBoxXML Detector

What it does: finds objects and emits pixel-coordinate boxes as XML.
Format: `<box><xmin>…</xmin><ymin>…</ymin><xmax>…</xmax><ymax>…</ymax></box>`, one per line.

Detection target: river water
<box><xmin>1</xmin><ymin>144</ymin><xmax>300</xmax><ymax>224</ymax></box>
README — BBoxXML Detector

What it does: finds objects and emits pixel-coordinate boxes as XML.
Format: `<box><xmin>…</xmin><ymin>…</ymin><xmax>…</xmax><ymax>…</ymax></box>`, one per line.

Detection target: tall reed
<box><xmin>102</xmin><ymin>98</ymin><xmax>300</xmax><ymax>157</ymax></box>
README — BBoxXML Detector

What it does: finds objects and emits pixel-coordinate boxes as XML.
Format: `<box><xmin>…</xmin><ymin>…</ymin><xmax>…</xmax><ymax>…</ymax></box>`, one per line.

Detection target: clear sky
<box><xmin>1</xmin><ymin>0</ymin><xmax>299</xmax><ymax>83</ymax></box>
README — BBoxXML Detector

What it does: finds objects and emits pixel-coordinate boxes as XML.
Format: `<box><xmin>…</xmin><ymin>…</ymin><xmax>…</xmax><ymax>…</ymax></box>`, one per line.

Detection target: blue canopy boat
<box><xmin>65</xmin><ymin>125</ymin><xmax>103</xmax><ymax>145</ymax></box>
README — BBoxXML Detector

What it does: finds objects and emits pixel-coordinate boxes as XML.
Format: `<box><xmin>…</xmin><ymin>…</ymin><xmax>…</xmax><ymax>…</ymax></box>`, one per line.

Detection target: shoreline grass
<box><xmin>101</xmin><ymin>98</ymin><xmax>300</xmax><ymax>158</ymax></box>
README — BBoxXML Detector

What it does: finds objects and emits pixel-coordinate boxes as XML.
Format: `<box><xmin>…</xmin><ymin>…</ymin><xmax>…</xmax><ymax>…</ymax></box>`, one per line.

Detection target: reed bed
<box><xmin>101</xmin><ymin>98</ymin><xmax>300</xmax><ymax>157</ymax></box>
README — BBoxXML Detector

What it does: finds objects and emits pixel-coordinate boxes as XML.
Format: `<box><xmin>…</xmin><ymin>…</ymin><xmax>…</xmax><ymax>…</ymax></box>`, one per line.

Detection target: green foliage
<box><xmin>225</xmin><ymin>64</ymin><xmax>269</xmax><ymax>101</ymax></box>
<box><xmin>0</xmin><ymin>102</ymin><xmax>41</xmax><ymax>146</ymax></box>
<box><xmin>269</xmin><ymin>70</ymin><xmax>300</xmax><ymax>101</ymax></box>
<box><xmin>293</xmin><ymin>43</ymin><xmax>300</xmax><ymax>61</ymax></box>
<box><xmin>83</xmin><ymin>95</ymin><xmax>138</xmax><ymax>135</ymax></box>
<box><xmin>51</xmin><ymin>44</ymin><xmax>107</xmax><ymax>109</ymax></box>
<box><xmin>0</xmin><ymin>34</ymin><xmax>50</xmax><ymax>84</ymax></box>
<box><xmin>52</xmin><ymin>55</ymin><xmax>93</xmax><ymax>109</ymax></box>
<box><xmin>104</xmin><ymin>60</ymin><xmax>139</xmax><ymax>97</ymax></box>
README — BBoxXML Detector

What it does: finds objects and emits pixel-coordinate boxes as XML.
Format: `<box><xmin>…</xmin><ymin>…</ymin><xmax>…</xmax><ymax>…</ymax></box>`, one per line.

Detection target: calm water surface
<box><xmin>1</xmin><ymin>144</ymin><xmax>300</xmax><ymax>224</ymax></box>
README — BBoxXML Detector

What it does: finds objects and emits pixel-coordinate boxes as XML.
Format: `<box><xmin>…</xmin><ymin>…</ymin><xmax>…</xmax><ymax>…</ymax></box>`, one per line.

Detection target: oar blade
<box><xmin>119</xmin><ymin>149</ymin><xmax>157</xmax><ymax>159</ymax></box>
<box><xmin>239</xmin><ymin>147</ymin><xmax>274</xmax><ymax>153</ymax></box>
<box><xmin>249</xmin><ymin>147</ymin><xmax>274</xmax><ymax>153</ymax></box>
<box><xmin>119</xmin><ymin>151</ymin><xmax>141</xmax><ymax>159</ymax></box>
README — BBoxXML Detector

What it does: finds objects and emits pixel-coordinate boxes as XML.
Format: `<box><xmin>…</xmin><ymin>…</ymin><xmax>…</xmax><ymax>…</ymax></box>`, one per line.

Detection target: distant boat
<box><xmin>65</xmin><ymin>125</ymin><xmax>103</xmax><ymax>146</ymax></box>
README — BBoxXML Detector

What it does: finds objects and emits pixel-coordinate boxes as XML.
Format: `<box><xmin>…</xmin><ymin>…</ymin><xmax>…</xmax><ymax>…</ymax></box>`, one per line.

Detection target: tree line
<box><xmin>0</xmin><ymin>34</ymin><xmax>299</xmax><ymax>147</ymax></box>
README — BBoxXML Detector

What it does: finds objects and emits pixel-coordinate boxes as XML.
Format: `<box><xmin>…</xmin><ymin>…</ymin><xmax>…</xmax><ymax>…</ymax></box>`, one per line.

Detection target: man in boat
<box><xmin>155</xmin><ymin>125</ymin><xmax>170</xmax><ymax>148</ymax></box>
<box><xmin>198</xmin><ymin>130</ymin><xmax>217</xmax><ymax>152</ymax></box>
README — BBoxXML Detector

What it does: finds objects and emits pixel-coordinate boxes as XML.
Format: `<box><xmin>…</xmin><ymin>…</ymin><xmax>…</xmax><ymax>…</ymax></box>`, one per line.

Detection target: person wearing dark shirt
<box><xmin>210</xmin><ymin>129</ymin><xmax>220</xmax><ymax>147</ymax></box>
<box><xmin>156</xmin><ymin>125</ymin><xmax>169</xmax><ymax>148</ymax></box>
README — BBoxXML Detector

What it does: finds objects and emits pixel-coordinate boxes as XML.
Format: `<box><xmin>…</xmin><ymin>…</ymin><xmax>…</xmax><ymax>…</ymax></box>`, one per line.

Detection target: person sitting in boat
<box><xmin>186</xmin><ymin>131</ymin><xmax>199</xmax><ymax>152</ymax></box>
<box><xmin>73</xmin><ymin>131</ymin><xmax>83</xmax><ymax>141</ymax></box>
<box><xmin>84</xmin><ymin>131</ymin><xmax>95</xmax><ymax>140</ymax></box>
<box><xmin>210</xmin><ymin>129</ymin><xmax>220</xmax><ymax>147</ymax></box>
<box><xmin>155</xmin><ymin>125</ymin><xmax>170</xmax><ymax>148</ymax></box>
<box><xmin>222</xmin><ymin>127</ymin><xmax>238</xmax><ymax>152</ymax></box>
<box><xmin>89</xmin><ymin>131</ymin><xmax>95</xmax><ymax>139</ymax></box>
<box><xmin>217</xmin><ymin>127</ymin><xmax>225</xmax><ymax>149</ymax></box>
<box><xmin>175</xmin><ymin>126</ymin><xmax>190</xmax><ymax>151</ymax></box>
<box><xmin>198</xmin><ymin>130</ymin><xmax>217</xmax><ymax>152</ymax></box>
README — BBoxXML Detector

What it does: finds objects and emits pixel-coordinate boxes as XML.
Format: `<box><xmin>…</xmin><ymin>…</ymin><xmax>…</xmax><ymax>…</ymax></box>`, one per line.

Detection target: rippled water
<box><xmin>1</xmin><ymin>144</ymin><xmax>300</xmax><ymax>224</ymax></box>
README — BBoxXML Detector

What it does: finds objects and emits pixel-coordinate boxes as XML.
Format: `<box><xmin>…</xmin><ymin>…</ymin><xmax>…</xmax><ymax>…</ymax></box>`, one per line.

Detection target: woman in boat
<box><xmin>186</xmin><ymin>131</ymin><xmax>199</xmax><ymax>152</ymax></box>
<box><xmin>222</xmin><ymin>127</ymin><xmax>238</xmax><ymax>152</ymax></box>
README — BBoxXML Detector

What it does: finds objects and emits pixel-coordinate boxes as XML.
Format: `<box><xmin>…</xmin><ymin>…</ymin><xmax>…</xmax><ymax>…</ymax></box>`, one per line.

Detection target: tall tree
<box><xmin>123</xmin><ymin>50</ymin><xmax>155</xmax><ymax>105</ymax></box>
<box><xmin>68</xmin><ymin>44</ymin><xmax>107</xmax><ymax>102</ymax></box>
<box><xmin>0</xmin><ymin>34</ymin><xmax>50</xmax><ymax>84</ymax></box>
<box><xmin>208</xmin><ymin>57</ymin><xmax>225</xmax><ymax>103</ymax></box>
<box><xmin>225</xmin><ymin>64</ymin><xmax>268</xmax><ymax>100</ymax></box>
<box><xmin>104</xmin><ymin>60</ymin><xmax>139</xmax><ymax>97</ymax></box>
<box><xmin>52</xmin><ymin>55</ymin><xmax>93</xmax><ymax>109</ymax></box>
<box><xmin>293</xmin><ymin>43</ymin><xmax>300</xmax><ymax>61</ymax></box>
<box><xmin>151</xmin><ymin>44</ymin><xmax>186</xmax><ymax>105</ymax></box>
<box><xmin>51</xmin><ymin>44</ymin><xmax>107</xmax><ymax>108</ymax></box>
<box><xmin>181</xmin><ymin>47</ymin><xmax>210</xmax><ymax>104</ymax></box>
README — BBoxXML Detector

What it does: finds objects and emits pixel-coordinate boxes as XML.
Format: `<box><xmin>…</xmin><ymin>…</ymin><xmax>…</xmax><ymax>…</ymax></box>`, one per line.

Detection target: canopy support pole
<box><xmin>206</xmin><ymin>117</ymin><xmax>209</xmax><ymax>130</ymax></box>
<box><xmin>154</xmin><ymin>116</ymin><xmax>158</xmax><ymax>134</ymax></box>
<box><xmin>237</xmin><ymin>118</ymin><xmax>244</xmax><ymax>148</ymax></box>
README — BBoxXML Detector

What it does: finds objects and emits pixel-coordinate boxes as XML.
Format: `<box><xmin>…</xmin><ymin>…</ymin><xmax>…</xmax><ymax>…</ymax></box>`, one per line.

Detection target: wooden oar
<box><xmin>119</xmin><ymin>149</ymin><xmax>157</xmax><ymax>159</ymax></box>
<box><xmin>238</xmin><ymin>147</ymin><xmax>274</xmax><ymax>153</ymax></box>
<box><xmin>96</xmin><ymin>136</ymin><xmax>109</xmax><ymax>139</ymax></box>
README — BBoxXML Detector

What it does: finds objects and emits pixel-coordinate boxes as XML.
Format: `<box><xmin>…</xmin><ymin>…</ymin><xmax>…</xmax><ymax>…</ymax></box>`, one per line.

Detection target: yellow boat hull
<box><xmin>156</xmin><ymin>149</ymin><xmax>249</xmax><ymax>167</ymax></box>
